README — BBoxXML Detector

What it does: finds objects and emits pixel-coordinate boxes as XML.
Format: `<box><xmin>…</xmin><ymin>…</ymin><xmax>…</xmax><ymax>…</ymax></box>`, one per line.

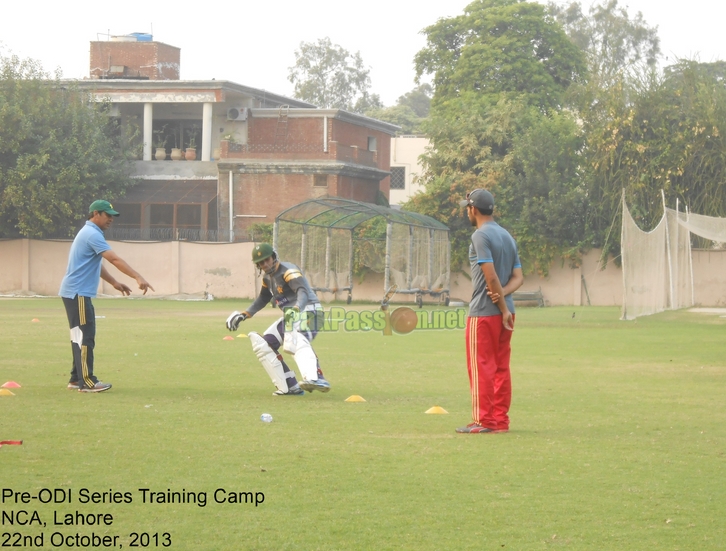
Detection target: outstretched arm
<box><xmin>101</xmin><ymin>249</ymin><xmax>154</xmax><ymax>294</ymax></box>
<box><xmin>100</xmin><ymin>265</ymin><xmax>132</xmax><ymax>296</ymax></box>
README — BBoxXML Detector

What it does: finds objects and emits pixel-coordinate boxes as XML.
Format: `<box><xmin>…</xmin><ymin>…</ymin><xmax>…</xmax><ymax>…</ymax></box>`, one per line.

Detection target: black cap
<box><xmin>459</xmin><ymin>189</ymin><xmax>494</xmax><ymax>214</ymax></box>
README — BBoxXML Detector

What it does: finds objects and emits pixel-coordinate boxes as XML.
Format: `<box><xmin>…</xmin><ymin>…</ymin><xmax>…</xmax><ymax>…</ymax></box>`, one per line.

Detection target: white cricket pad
<box><xmin>248</xmin><ymin>332</ymin><xmax>287</xmax><ymax>392</ymax></box>
<box><xmin>291</xmin><ymin>332</ymin><xmax>319</xmax><ymax>382</ymax></box>
<box><xmin>282</xmin><ymin>327</ymin><xmax>298</xmax><ymax>354</ymax></box>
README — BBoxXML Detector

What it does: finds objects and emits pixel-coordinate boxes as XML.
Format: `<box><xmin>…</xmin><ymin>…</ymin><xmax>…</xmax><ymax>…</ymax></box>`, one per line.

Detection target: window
<box><xmin>367</xmin><ymin>137</ymin><xmax>377</xmax><ymax>151</ymax></box>
<box><xmin>150</xmin><ymin>204</ymin><xmax>174</xmax><ymax>228</ymax></box>
<box><xmin>177</xmin><ymin>205</ymin><xmax>202</xmax><ymax>229</ymax></box>
<box><xmin>313</xmin><ymin>174</ymin><xmax>328</xmax><ymax>187</ymax></box>
<box><xmin>113</xmin><ymin>204</ymin><xmax>141</xmax><ymax>228</ymax></box>
<box><xmin>390</xmin><ymin>167</ymin><xmax>406</xmax><ymax>190</ymax></box>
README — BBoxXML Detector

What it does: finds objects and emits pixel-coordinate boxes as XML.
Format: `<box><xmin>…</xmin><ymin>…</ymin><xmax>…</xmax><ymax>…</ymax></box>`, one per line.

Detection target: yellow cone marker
<box><xmin>237</xmin><ymin>333</ymin><xmax>248</xmax><ymax>338</ymax></box>
<box><xmin>345</xmin><ymin>395</ymin><xmax>366</xmax><ymax>402</ymax></box>
<box><xmin>223</xmin><ymin>336</ymin><xmax>234</xmax><ymax>341</ymax></box>
<box><xmin>425</xmin><ymin>406</ymin><xmax>448</xmax><ymax>414</ymax></box>
<box><xmin>1</xmin><ymin>381</ymin><xmax>21</xmax><ymax>388</ymax></box>
<box><xmin>0</xmin><ymin>389</ymin><xmax>15</xmax><ymax>396</ymax></box>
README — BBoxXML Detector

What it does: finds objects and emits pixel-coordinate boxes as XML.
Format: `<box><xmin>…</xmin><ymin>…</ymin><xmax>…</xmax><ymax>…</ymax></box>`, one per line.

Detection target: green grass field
<box><xmin>1</xmin><ymin>298</ymin><xmax>724</xmax><ymax>550</ymax></box>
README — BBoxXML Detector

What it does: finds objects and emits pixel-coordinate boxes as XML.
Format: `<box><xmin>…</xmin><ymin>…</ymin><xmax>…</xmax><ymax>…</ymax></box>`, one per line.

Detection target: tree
<box><xmin>397</xmin><ymin>84</ymin><xmax>433</xmax><ymax>118</ymax></box>
<box><xmin>405</xmin><ymin>0</ymin><xmax>587</xmax><ymax>272</ymax></box>
<box><xmin>288</xmin><ymin>38</ymin><xmax>375</xmax><ymax>112</ymax></box>
<box><xmin>0</xmin><ymin>54</ymin><xmax>137</xmax><ymax>238</ymax></box>
<box><xmin>405</xmin><ymin>100</ymin><xmax>587</xmax><ymax>273</ymax></box>
<box><xmin>365</xmin><ymin>104</ymin><xmax>423</xmax><ymax>135</ymax></box>
<box><xmin>583</xmin><ymin>60</ymin><xmax>726</xmax><ymax>259</ymax></box>
<box><xmin>415</xmin><ymin>0</ymin><xmax>587</xmax><ymax>112</ymax></box>
<box><xmin>364</xmin><ymin>84</ymin><xmax>432</xmax><ymax>135</ymax></box>
<box><xmin>548</xmin><ymin>0</ymin><xmax>660</xmax><ymax>88</ymax></box>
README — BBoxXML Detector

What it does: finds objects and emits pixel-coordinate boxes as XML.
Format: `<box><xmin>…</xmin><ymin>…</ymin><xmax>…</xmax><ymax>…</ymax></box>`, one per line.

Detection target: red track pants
<box><xmin>465</xmin><ymin>315</ymin><xmax>514</xmax><ymax>431</ymax></box>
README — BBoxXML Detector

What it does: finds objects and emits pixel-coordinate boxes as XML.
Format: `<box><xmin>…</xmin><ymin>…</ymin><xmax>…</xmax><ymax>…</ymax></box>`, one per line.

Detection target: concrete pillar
<box><xmin>21</xmin><ymin>239</ymin><xmax>30</xmax><ymax>292</ymax></box>
<box><xmin>171</xmin><ymin>240</ymin><xmax>180</xmax><ymax>294</ymax></box>
<box><xmin>202</xmin><ymin>102</ymin><xmax>213</xmax><ymax>161</ymax></box>
<box><xmin>573</xmin><ymin>265</ymin><xmax>582</xmax><ymax>306</ymax></box>
<box><xmin>143</xmin><ymin>103</ymin><xmax>153</xmax><ymax>161</ymax></box>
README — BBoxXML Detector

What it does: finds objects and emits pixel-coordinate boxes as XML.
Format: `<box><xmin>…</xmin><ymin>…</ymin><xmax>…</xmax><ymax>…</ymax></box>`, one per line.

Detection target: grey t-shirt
<box><xmin>469</xmin><ymin>221</ymin><xmax>521</xmax><ymax>317</ymax></box>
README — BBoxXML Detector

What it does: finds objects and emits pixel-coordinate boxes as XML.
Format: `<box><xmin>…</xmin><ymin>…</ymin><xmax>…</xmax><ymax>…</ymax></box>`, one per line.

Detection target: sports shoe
<box><xmin>78</xmin><ymin>382</ymin><xmax>112</xmax><ymax>393</ymax></box>
<box><xmin>67</xmin><ymin>381</ymin><xmax>80</xmax><ymax>390</ymax></box>
<box><xmin>455</xmin><ymin>423</ymin><xmax>504</xmax><ymax>434</ymax></box>
<box><xmin>272</xmin><ymin>386</ymin><xmax>305</xmax><ymax>396</ymax></box>
<box><xmin>300</xmin><ymin>378</ymin><xmax>331</xmax><ymax>393</ymax></box>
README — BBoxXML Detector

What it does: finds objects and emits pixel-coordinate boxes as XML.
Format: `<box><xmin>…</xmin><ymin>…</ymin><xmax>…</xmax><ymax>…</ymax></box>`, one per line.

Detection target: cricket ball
<box><xmin>390</xmin><ymin>307</ymin><xmax>418</xmax><ymax>334</ymax></box>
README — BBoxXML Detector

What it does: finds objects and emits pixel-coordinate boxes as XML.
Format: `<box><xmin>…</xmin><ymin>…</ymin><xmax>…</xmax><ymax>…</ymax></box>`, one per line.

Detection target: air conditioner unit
<box><xmin>227</xmin><ymin>107</ymin><xmax>248</xmax><ymax>121</ymax></box>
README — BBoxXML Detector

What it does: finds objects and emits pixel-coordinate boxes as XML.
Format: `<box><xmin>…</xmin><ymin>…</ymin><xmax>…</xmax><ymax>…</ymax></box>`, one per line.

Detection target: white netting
<box><xmin>621</xmin><ymin>197</ymin><xmax>726</xmax><ymax>319</ymax></box>
<box><xmin>667</xmin><ymin>208</ymin><xmax>694</xmax><ymax>312</ymax></box>
<box><xmin>276</xmin><ymin>223</ymin><xmax>352</xmax><ymax>292</ymax></box>
<box><xmin>385</xmin><ymin>223</ymin><xmax>450</xmax><ymax>293</ymax></box>
<box><xmin>621</xmin><ymin>202</ymin><xmax>668</xmax><ymax>319</ymax></box>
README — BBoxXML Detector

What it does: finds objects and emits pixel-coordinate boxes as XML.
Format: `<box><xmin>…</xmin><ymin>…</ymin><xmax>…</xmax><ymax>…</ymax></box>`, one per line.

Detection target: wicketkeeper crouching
<box><xmin>226</xmin><ymin>243</ymin><xmax>331</xmax><ymax>396</ymax></box>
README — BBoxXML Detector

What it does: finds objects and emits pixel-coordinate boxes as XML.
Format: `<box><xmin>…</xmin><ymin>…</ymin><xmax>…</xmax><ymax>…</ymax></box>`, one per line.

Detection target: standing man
<box><xmin>457</xmin><ymin>189</ymin><xmax>523</xmax><ymax>433</ymax></box>
<box><xmin>225</xmin><ymin>243</ymin><xmax>331</xmax><ymax>396</ymax></box>
<box><xmin>59</xmin><ymin>200</ymin><xmax>154</xmax><ymax>392</ymax></box>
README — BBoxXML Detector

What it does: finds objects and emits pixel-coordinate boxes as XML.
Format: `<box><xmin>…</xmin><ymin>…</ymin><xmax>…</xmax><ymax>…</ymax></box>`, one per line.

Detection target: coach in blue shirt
<box><xmin>59</xmin><ymin>200</ymin><xmax>154</xmax><ymax>392</ymax></box>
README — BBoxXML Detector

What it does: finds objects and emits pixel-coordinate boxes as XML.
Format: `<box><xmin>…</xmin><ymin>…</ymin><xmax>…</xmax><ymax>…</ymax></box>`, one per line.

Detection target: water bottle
<box><xmin>260</xmin><ymin>413</ymin><xmax>273</xmax><ymax>423</ymax></box>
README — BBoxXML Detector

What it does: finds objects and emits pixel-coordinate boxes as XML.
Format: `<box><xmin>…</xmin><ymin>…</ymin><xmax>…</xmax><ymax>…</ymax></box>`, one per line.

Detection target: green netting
<box><xmin>276</xmin><ymin>197</ymin><xmax>449</xmax><ymax>230</ymax></box>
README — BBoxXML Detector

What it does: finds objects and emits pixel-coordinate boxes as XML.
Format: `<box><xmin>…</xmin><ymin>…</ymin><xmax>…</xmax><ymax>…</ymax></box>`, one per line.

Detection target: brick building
<box><xmin>74</xmin><ymin>35</ymin><xmax>397</xmax><ymax>241</ymax></box>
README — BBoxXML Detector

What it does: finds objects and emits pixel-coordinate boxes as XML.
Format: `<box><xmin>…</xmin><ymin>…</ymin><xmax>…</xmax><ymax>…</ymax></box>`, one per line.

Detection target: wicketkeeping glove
<box><xmin>226</xmin><ymin>311</ymin><xmax>248</xmax><ymax>331</ymax></box>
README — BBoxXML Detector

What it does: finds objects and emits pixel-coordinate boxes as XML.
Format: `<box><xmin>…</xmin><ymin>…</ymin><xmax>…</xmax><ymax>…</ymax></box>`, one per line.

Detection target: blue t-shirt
<box><xmin>58</xmin><ymin>221</ymin><xmax>111</xmax><ymax>299</ymax></box>
<box><xmin>469</xmin><ymin>221</ymin><xmax>521</xmax><ymax>317</ymax></box>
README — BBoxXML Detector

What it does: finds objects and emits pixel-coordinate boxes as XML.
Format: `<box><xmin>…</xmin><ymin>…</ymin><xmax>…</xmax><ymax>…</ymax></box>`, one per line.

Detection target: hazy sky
<box><xmin>1</xmin><ymin>0</ymin><xmax>724</xmax><ymax>106</ymax></box>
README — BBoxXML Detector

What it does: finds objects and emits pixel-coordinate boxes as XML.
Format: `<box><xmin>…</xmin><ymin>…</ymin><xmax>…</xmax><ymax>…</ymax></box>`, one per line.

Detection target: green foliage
<box><xmin>397</xmin><ymin>84</ymin><xmax>433</xmax><ymax>118</ymax></box>
<box><xmin>496</xmin><ymin>109</ymin><xmax>589</xmax><ymax>273</ymax></box>
<box><xmin>549</xmin><ymin>0</ymin><xmax>660</xmax><ymax>87</ymax></box>
<box><xmin>0</xmin><ymin>54</ymin><xmax>137</xmax><ymax>238</ymax></box>
<box><xmin>415</xmin><ymin>0</ymin><xmax>587</xmax><ymax>112</ymax></box>
<box><xmin>408</xmin><ymin>0</ymin><xmax>726</xmax><ymax>275</ymax></box>
<box><xmin>365</xmin><ymin>104</ymin><xmax>424</xmax><ymax>135</ymax></box>
<box><xmin>583</xmin><ymin>61</ymin><xmax>726</xmax><ymax>259</ymax></box>
<box><xmin>353</xmin><ymin>217</ymin><xmax>387</xmax><ymax>278</ymax></box>
<box><xmin>288</xmin><ymin>37</ymin><xmax>375</xmax><ymax>112</ymax></box>
<box><xmin>406</xmin><ymin>100</ymin><xmax>588</xmax><ymax>274</ymax></box>
<box><xmin>405</xmin><ymin>0</ymin><xmax>589</xmax><ymax>274</ymax></box>
<box><xmin>365</xmin><ymin>85</ymin><xmax>434</xmax><ymax>135</ymax></box>
<box><xmin>248</xmin><ymin>222</ymin><xmax>273</xmax><ymax>243</ymax></box>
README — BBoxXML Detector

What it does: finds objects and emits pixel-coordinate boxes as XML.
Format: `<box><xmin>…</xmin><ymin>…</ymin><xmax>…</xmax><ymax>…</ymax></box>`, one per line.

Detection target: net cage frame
<box><xmin>273</xmin><ymin>198</ymin><xmax>451</xmax><ymax>305</ymax></box>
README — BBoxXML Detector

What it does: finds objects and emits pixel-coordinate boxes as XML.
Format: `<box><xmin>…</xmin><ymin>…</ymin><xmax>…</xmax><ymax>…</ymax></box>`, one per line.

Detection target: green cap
<box><xmin>89</xmin><ymin>200</ymin><xmax>119</xmax><ymax>216</ymax></box>
<box><xmin>252</xmin><ymin>243</ymin><xmax>275</xmax><ymax>263</ymax></box>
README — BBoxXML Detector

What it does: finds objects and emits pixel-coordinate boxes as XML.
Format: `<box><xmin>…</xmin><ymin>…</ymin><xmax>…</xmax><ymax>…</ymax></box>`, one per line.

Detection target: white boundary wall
<box><xmin>1</xmin><ymin>239</ymin><xmax>725</xmax><ymax>306</ymax></box>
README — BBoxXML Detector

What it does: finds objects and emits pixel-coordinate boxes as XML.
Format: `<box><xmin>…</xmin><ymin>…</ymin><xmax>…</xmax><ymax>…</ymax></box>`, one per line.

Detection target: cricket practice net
<box><xmin>621</xmin><ymin>196</ymin><xmax>726</xmax><ymax>319</ymax></box>
<box><xmin>274</xmin><ymin>198</ymin><xmax>450</xmax><ymax>305</ymax></box>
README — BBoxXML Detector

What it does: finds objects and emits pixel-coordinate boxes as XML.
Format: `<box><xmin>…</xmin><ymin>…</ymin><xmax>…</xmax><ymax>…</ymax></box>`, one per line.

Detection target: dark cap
<box><xmin>89</xmin><ymin>200</ymin><xmax>119</xmax><ymax>216</ymax></box>
<box><xmin>459</xmin><ymin>189</ymin><xmax>494</xmax><ymax>214</ymax></box>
